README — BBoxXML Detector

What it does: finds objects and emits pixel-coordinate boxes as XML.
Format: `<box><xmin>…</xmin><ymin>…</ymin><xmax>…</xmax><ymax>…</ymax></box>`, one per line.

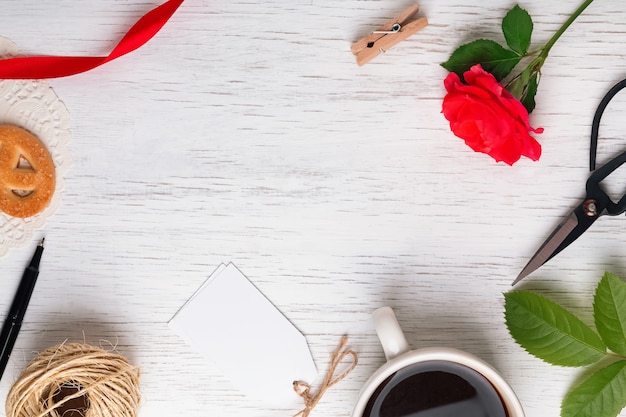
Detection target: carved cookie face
<box><xmin>0</xmin><ymin>125</ymin><xmax>55</xmax><ymax>218</ymax></box>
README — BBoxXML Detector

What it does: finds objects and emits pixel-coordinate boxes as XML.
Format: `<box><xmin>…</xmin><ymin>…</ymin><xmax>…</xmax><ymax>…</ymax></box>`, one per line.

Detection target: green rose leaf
<box><xmin>504</xmin><ymin>291</ymin><xmax>606</xmax><ymax>366</ymax></box>
<box><xmin>520</xmin><ymin>73</ymin><xmax>538</xmax><ymax>113</ymax></box>
<box><xmin>505</xmin><ymin>71</ymin><xmax>529</xmax><ymax>100</ymax></box>
<box><xmin>594</xmin><ymin>272</ymin><xmax>626</xmax><ymax>355</ymax></box>
<box><xmin>562</xmin><ymin>360</ymin><xmax>626</xmax><ymax>417</ymax></box>
<box><xmin>505</xmin><ymin>64</ymin><xmax>539</xmax><ymax>113</ymax></box>
<box><xmin>502</xmin><ymin>5</ymin><xmax>533</xmax><ymax>55</ymax></box>
<box><xmin>441</xmin><ymin>39</ymin><xmax>521</xmax><ymax>81</ymax></box>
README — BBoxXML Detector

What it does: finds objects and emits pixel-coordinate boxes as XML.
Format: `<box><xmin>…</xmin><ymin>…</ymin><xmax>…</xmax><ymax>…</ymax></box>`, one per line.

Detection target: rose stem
<box><xmin>539</xmin><ymin>0</ymin><xmax>594</xmax><ymax>59</ymax></box>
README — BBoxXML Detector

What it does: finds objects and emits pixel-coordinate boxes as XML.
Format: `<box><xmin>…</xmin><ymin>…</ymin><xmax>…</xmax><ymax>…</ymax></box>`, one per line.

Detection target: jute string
<box><xmin>293</xmin><ymin>336</ymin><xmax>358</xmax><ymax>417</ymax></box>
<box><xmin>5</xmin><ymin>342</ymin><xmax>141</xmax><ymax>417</ymax></box>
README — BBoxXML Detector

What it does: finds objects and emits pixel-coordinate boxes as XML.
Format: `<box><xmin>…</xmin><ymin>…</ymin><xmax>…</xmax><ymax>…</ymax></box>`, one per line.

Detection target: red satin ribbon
<box><xmin>0</xmin><ymin>0</ymin><xmax>184</xmax><ymax>79</ymax></box>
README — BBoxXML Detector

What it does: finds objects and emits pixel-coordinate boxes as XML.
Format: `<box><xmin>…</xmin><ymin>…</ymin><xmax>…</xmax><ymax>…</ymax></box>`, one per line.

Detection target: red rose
<box><xmin>442</xmin><ymin>64</ymin><xmax>543</xmax><ymax>165</ymax></box>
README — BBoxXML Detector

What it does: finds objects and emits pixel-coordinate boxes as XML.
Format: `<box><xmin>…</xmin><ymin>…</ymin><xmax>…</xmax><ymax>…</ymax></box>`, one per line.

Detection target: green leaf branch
<box><xmin>442</xmin><ymin>0</ymin><xmax>594</xmax><ymax>113</ymax></box>
<box><xmin>505</xmin><ymin>272</ymin><xmax>626</xmax><ymax>417</ymax></box>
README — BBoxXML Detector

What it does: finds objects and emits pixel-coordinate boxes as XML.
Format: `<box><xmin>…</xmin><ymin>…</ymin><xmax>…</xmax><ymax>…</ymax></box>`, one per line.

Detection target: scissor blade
<box><xmin>513</xmin><ymin>206</ymin><xmax>596</xmax><ymax>285</ymax></box>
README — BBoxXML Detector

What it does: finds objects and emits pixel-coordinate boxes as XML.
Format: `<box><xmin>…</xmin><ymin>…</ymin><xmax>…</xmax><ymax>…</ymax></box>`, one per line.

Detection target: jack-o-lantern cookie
<box><xmin>0</xmin><ymin>125</ymin><xmax>56</xmax><ymax>218</ymax></box>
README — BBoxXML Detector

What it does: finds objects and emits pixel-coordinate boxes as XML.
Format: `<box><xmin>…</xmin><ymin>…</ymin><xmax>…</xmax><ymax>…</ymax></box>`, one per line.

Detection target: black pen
<box><xmin>0</xmin><ymin>238</ymin><xmax>44</xmax><ymax>380</ymax></box>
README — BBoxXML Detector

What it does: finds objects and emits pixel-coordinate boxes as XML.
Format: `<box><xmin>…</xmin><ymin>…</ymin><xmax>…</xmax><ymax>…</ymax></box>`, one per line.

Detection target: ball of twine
<box><xmin>6</xmin><ymin>342</ymin><xmax>141</xmax><ymax>417</ymax></box>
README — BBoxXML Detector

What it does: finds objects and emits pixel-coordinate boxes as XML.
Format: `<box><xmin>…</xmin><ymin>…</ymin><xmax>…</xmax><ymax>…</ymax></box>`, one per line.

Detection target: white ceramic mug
<box><xmin>351</xmin><ymin>307</ymin><xmax>525</xmax><ymax>417</ymax></box>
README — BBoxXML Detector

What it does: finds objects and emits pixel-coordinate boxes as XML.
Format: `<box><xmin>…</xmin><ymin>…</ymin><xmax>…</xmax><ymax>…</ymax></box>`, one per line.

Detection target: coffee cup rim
<box><xmin>351</xmin><ymin>346</ymin><xmax>525</xmax><ymax>417</ymax></box>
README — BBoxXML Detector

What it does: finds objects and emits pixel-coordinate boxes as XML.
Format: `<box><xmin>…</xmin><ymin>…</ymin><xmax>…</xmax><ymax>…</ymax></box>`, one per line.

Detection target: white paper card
<box><xmin>169</xmin><ymin>263</ymin><xmax>317</xmax><ymax>406</ymax></box>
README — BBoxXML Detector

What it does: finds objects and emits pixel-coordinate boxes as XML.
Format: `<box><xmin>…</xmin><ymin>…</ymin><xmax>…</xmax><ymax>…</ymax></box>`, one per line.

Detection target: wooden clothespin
<box><xmin>351</xmin><ymin>4</ymin><xmax>428</xmax><ymax>66</ymax></box>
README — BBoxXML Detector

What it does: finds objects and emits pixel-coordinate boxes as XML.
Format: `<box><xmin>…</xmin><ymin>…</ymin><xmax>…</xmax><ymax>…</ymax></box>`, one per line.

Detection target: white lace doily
<box><xmin>0</xmin><ymin>36</ymin><xmax>72</xmax><ymax>256</ymax></box>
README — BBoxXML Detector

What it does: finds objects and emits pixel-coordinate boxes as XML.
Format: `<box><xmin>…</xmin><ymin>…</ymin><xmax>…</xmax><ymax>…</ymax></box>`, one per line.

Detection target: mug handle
<box><xmin>372</xmin><ymin>307</ymin><xmax>410</xmax><ymax>361</ymax></box>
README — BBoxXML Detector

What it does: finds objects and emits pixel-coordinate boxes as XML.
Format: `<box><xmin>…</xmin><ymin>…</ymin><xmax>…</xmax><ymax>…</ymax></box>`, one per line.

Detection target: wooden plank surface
<box><xmin>1</xmin><ymin>1</ymin><xmax>625</xmax><ymax>416</ymax></box>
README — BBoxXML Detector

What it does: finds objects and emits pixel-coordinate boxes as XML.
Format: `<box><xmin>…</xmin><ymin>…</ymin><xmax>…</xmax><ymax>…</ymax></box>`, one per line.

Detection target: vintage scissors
<box><xmin>513</xmin><ymin>79</ymin><xmax>626</xmax><ymax>285</ymax></box>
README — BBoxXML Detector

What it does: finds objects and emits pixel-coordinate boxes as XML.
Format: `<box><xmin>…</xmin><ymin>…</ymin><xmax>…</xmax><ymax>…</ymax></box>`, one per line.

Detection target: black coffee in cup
<box><xmin>362</xmin><ymin>360</ymin><xmax>508</xmax><ymax>417</ymax></box>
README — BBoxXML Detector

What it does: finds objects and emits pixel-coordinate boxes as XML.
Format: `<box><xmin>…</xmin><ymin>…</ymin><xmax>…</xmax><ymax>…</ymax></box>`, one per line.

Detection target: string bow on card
<box><xmin>293</xmin><ymin>336</ymin><xmax>358</xmax><ymax>417</ymax></box>
<box><xmin>0</xmin><ymin>0</ymin><xmax>184</xmax><ymax>79</ymax></box>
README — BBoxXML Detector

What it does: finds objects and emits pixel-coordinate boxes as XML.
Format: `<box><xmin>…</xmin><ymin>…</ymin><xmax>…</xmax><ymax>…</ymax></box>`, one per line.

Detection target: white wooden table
<box><xmin>1</xmin><ymin>1</ymin><xmax>625</xmax><ymax>416</ymax></box>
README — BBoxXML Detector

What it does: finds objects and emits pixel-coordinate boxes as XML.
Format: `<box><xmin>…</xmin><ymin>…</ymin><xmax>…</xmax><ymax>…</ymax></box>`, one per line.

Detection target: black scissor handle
<box><xmin>586</xmin><ymin>150</ymin><xmax>626</xmax><ymax>216</ymax></box>
<box><xmin>588</xmin><ymin>78</ymin><xmax>626</xmax><ymax>216</ymax></box>
<box><xmin>590</xmin><ymin>78</ymin><xmax>626</xmax><ymax>171</ymax></box>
